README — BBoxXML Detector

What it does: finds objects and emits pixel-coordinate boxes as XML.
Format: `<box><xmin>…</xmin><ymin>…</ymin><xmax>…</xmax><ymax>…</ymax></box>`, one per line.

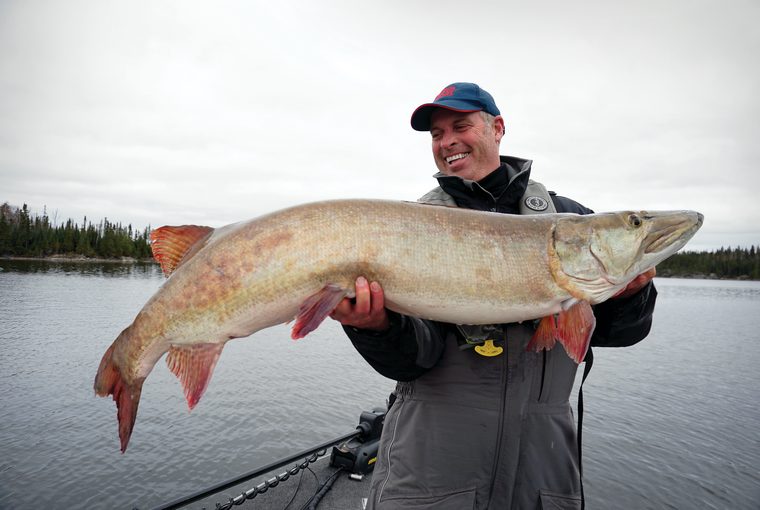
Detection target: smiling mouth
<box><xmin>445</xmin><ymin>152</ymin><xmax>470</xmax><ymax>164</ymax></box>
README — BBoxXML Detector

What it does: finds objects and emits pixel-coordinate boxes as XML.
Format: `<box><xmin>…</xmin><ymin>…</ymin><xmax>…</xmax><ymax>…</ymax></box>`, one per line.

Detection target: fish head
<box><xmin>552</xmin><ymin>210</ymin><xmax>703</xmax><ymax>303</ymax></box>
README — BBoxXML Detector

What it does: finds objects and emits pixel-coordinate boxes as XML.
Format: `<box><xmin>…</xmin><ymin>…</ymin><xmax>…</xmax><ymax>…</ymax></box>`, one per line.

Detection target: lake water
<box><xmin>0</xmin><ymin>261</ymin><xmax>758</xmax><ymax>509</ymax></box>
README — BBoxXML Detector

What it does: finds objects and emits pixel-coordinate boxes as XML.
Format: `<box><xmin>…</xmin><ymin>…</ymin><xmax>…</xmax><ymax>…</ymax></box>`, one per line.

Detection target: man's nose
<box><xmin>439</xmin><ymin>130</ymin><xmax>457</xmax><ymax>148</ymax></box>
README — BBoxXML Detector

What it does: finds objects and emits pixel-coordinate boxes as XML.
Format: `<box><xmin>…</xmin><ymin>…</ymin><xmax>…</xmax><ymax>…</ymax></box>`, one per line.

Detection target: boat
<box><xmin>152</xmin><ymin>407</ymin><xmax>386</xmax><ymax>510</ymax></box>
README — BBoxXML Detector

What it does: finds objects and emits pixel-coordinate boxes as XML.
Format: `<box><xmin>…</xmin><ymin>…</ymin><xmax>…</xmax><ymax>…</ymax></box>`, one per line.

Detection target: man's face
<box><xmin>430</xmin><ymin>109</ymin><xmax>504</xmax><ymax>182</ymax></box>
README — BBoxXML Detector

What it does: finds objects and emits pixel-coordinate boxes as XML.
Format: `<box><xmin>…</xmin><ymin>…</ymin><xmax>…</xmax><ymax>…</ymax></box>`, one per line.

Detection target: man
<box><xmin>330</xmin><ymin>83</ymin><xmax>657</xmax><ymax>509</ymax></box>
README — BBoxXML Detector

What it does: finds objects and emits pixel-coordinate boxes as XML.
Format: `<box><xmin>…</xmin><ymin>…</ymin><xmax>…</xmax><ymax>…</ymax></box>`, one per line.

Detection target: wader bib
<box><xmin>366</xmin><ymin>181</ymin><xmax>583</xmax><ymax>510</ymax></box>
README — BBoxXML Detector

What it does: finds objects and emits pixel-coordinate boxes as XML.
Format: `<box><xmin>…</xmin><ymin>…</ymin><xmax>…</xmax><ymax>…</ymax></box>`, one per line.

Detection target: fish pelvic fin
<box><xmin>150</xmin><ymin>225</ymin><xmax>214</xmax><ymax>277</ymax></box>
<box><xmin>94</xmin><ymin>343</ymin><xmax>144</xmax><ymax>453</ymax></box>
<box><xmin>291</xmin><ymin>284</ymin><xmax>348</xmax><ymax>339</ymax></box>
<box><xmin>526</xmin><ymin>315</ymin><xmax>558</xmax><ymax>353</ymax></box>
<box><xmin>166</xmin><ymin>343</ymin><xmax>224</xmax><ymax>410</ymax></box>
<box><xmin>526</xmin><ymin>301</ymin><xmax>595</xmax><ymax>364</ymax></box>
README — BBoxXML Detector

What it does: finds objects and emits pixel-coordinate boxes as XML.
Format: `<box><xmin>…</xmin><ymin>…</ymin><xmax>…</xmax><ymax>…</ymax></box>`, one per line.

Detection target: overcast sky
<box><xmin>1</xmin><ymin>0</ymin><xmax>758</xmax><ymax>251</ymax></box>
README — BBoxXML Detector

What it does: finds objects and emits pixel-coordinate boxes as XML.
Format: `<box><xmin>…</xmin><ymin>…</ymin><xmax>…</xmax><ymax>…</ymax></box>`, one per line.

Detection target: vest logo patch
<box><xmin>524</xmin><ymin>196</ymin><xmax>549</xmax><ymax>211</ymax></box>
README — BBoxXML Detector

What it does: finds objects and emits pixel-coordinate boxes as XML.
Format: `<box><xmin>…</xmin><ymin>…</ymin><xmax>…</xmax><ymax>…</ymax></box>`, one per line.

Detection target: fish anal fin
<box><xmin>94</xmin><ymin>343</ymin><xmax>144</xmax><ymax>453</ymax></box>
<box><xmin>556</xmin><ymin>300</ymin><xmax>595</xmax><ymax>363</ymax></box>
<box><xmin>150</xmin><ymin>225</ymin><xmax>214</xmax><ymax>277</ymax></box>
<box><xmin>527</xmin><ymin>315</ymin><xmax>558</xmax><ymax>353</ymax></box>
<box><xmin>291</xmin><ymin>284</ymin><xmax>348</xmax><ymax>339</ymax></box>
<box><xmin>166</xmin><ymin>343</ymin><xmax>225</xmax><ymax>410</ymax></box>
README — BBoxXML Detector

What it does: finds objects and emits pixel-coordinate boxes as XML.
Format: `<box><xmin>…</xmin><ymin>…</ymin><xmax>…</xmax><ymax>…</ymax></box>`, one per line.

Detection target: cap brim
<box><xmin>410</xmin><ymin>103</ymin><xmax>481</xmax><ymax>131</ymax></box>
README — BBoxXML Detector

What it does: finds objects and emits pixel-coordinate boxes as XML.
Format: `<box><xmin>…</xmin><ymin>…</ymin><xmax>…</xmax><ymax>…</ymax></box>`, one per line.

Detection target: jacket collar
<box><xmin>434</xmin><ymin>155</ymin><xmax>533</xmax><ymax>210</ymax></box>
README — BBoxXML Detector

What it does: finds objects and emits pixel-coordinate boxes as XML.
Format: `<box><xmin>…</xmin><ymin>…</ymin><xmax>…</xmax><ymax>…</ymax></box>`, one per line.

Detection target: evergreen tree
<box><xmin>0</xmin><ymin>210</ymin><xmax>11</xmax><ymax>255</ymax></box>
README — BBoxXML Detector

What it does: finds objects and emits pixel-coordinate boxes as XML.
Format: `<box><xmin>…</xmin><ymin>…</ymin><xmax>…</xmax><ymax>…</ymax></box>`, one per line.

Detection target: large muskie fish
<box><xmin>94</xmin><ymin>199</ymin><xmax>703</xmax><ymax>451</ymax></box>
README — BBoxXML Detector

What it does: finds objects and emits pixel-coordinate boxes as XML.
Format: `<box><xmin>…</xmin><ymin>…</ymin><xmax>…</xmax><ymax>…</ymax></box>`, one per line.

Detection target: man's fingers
<box><xmin>613</xmin><ymin>267</ymin><xmax>658</xmax><ymax>298</ymax></box>
<box><xmin>329</xmin><ymin>297</ymin><xmax>352</xmax><ymax>319</ymax></box>
<box><xmin>632</xmin><ymin>268</ymin><xmax>656</xmax><ymax>288</ymax></box>
<box><xmin>354</xmin><ymin>276</ymin><xmax>370</xmax><ymax>315</ymax></box>
<box><xmin>329</xmin><ymin>277</ymin><xmax>389</xmax><ymax>331</ymax></box>
<box><xmin>369</xmin><ymin>281</ymin><xmax>385</xmax><ymax>313</ymax></box>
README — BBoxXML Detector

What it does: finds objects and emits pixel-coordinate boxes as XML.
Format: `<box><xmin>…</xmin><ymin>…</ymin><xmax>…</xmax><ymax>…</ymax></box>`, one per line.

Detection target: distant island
<box><xmin>1</xmin><ymin>202</ymin><xmax>152</xmax><ymax>262</ymax></box>
<box><xmin>2</xmin><ymin>201</ymin><xmax>758</xmax><ymax>280</ymax></box>
<box><xmin>656</xmin><ymin>247</ymin><xmax>759</xmax><ymax>280</ymax></box>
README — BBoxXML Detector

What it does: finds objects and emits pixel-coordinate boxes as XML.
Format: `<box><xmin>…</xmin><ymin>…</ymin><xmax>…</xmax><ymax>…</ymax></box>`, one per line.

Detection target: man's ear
<box><xmin>493</xmin><ymin>115</ymin><xmax>506</xmax><ymax>140</ymax></box>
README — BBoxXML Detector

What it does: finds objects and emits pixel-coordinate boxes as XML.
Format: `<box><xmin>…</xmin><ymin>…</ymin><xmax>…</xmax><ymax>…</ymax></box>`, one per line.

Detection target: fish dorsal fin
<box><xmin>166</xmin><ymin>343</ymin><xmax>225</xmax><ymax>410</ymax></box>
<box><xmin>150</xmin><ymin>225</ymin><xmax>213</xmax><ymax>277</ymax></box>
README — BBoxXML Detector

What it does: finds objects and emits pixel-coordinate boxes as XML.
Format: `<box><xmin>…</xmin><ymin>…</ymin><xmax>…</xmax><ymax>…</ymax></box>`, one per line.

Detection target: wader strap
<box><xmin>519</xmin><ymin>180</ymin><xmax>557</xmax><ymax>215</ymax></box>
<box><xmin>578</xmin><ymin>348</ymin><xmax>594</xmax><ymax>510</ymax></box>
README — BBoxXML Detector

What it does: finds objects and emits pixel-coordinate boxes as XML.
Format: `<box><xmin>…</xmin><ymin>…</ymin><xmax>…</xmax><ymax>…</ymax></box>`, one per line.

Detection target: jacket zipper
<box><xmin>485</xmin><ymin>328</ymin><xmax>509</xmax><ymax>506</ymax></box>
<box><xmin>376</xmin><ymin>396</ymin><xmax>406</xmax><ymax>503</ymax></box>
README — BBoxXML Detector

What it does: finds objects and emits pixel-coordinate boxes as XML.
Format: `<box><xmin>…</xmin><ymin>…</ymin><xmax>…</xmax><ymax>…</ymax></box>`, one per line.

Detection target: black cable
<box><xmin>298</xmin><ymin>467</ymin><xmax>344</xmax><ymax>510</ymax></box>
<box><xmin>282</xmin><ymin>465</ymin><xmax>318</xmax><ymax>510</ymax></box>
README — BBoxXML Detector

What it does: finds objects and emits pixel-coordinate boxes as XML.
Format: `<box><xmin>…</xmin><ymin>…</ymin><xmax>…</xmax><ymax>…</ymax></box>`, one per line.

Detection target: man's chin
<box><xmin>437</xmin><ymin>161</ymin><xmax>471</xmax><ymax>178</ymax></box>
<box><xmin>448</xmin><ymin>165</ymin><xmax>477</xmax><ymax>180</ymax></box>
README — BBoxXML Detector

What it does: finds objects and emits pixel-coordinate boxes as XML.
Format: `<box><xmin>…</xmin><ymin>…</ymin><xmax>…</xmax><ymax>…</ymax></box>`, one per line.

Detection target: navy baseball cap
<box><xmin>410</xmin><ymin>82</ymin><xmax>501</xmax><ymax>131</ymax></box>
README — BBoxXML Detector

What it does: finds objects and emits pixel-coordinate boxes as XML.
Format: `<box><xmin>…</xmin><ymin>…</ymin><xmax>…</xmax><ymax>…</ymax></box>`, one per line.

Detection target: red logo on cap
<box><xmin>435</xmin><ymin>86</ymin><xmax>456</xmax><ymax>101</ymax></box>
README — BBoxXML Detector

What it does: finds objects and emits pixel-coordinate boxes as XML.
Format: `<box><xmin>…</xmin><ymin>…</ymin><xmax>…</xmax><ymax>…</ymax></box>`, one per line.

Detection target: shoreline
<box><xmin>1</xmin><ymin>255</ymin><xmax>156</xmax><ymax>264</ymax></box>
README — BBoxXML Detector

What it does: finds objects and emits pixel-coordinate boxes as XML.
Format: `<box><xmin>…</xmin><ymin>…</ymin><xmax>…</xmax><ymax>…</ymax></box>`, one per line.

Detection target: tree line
<box><xmin>657</xmin><ymin>246</ymin><xmax>760</xmax><ymax>280</ymax></box>
<box><xmin>1</xmin><ymin>201</ymin><xmax>758</xmax><ymax>279</ymax></box>
<box><xmin>0</xmin><ymin>202</ymin><xmax>152</xmax><ymax>260</ymax></box>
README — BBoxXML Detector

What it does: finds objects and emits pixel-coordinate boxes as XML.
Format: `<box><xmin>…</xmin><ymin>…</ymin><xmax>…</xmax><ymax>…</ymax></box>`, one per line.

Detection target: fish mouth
<box><xmin>644</xmin><ymin>211</ymin><xmax>703</xmax><ymax>255</ymax></box>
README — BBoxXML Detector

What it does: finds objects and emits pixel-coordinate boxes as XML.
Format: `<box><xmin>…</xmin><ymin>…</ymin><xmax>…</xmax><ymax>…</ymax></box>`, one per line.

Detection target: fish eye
<box><xmin>628</xmin><ymin>214</ymin><xmax>642</xmax><ymax>228</ymax></box>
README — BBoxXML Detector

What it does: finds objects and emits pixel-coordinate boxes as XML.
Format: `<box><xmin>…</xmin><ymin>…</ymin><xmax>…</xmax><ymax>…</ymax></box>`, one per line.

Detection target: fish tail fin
<box><xmin>94</xmin><ymin>343</ymin><xmax>144</xmax><ymax>453</ymax></box>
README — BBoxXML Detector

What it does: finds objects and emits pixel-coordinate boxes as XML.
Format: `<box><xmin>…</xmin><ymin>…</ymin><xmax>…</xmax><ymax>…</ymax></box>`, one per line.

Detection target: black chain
<box><xmin>213</xmin><ymin>449</ymin><xmax>328</xmax><ymax>510</ymax></box>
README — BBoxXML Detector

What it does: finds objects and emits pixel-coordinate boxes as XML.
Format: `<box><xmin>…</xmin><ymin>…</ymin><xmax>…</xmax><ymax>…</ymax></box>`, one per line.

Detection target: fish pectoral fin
<box><xmin>291</xmin><ymin>284</ymin><xmax>348</xmax><ymax>339</ymax></box>
<box><xmin>166</xmin><ymin>343</ymin><xmax>225</xmax><ymax>410</ymax></box>
<box><xmin>526</xmin><ymin>315</ymin><xmax>558</xmax><ymax>353</ymax></box>
<box><xmin>556</xmin><ymin>301</ymin><xmax>595</xmax><ymax>364</ymax></box>
<box><xmin>150</xmin><ymin>225</ymin><xmax>214</xmax><ymax>277</ymax></box>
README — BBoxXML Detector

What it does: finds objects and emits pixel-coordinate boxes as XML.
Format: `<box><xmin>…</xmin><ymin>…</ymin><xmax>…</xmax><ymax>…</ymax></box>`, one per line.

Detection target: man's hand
<box><xmin>329</xmin><ymin>276</ymin><xmax>390</xmax><ymax>331</ymax></box>
<box><xmin>613</xmin><ymin>267</ymin><xmax>656</xmax><ymax>299</ymax></box>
